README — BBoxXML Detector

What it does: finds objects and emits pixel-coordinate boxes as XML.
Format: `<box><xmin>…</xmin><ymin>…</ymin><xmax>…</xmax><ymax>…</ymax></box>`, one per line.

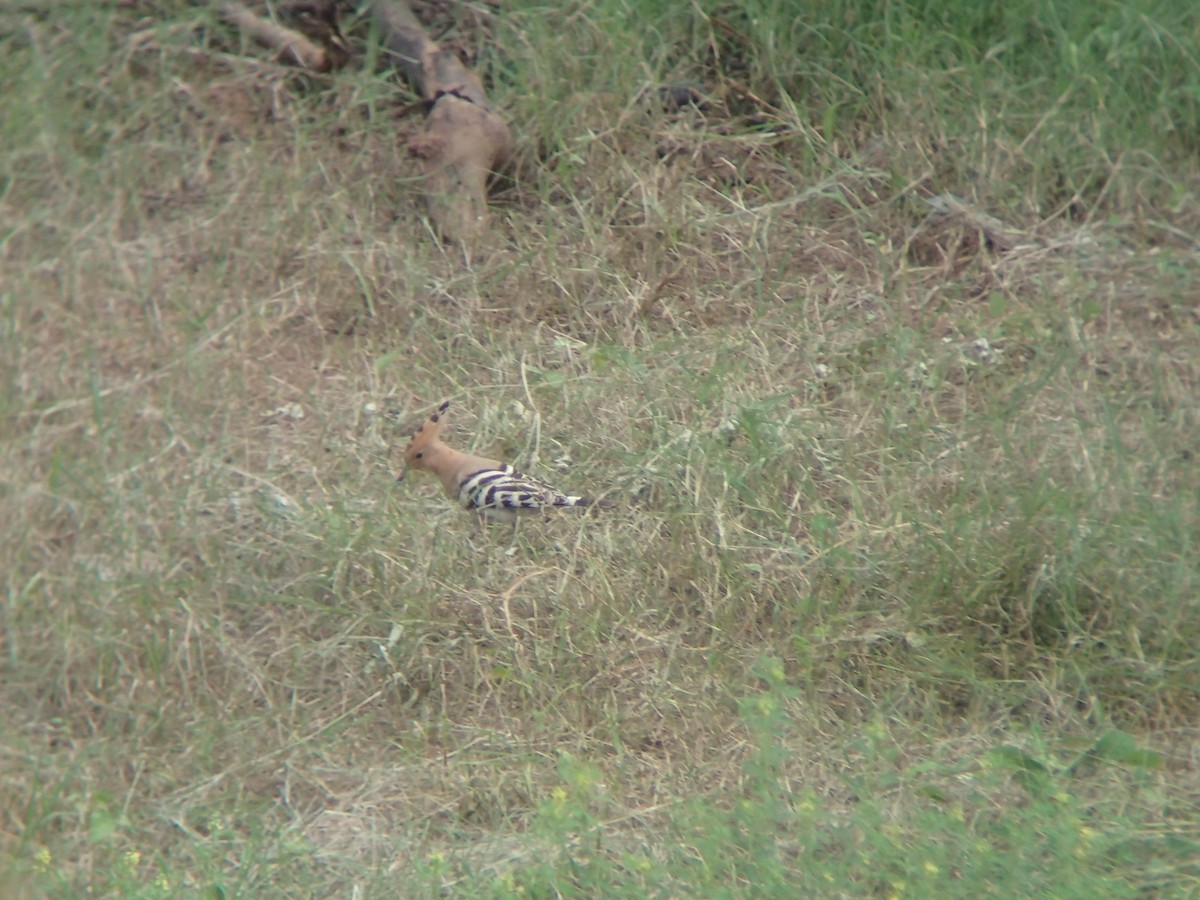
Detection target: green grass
<box><xmin>2</xmin><ymin>0</ymin><xmax>1198</xmax><ymax>896</ymax></box>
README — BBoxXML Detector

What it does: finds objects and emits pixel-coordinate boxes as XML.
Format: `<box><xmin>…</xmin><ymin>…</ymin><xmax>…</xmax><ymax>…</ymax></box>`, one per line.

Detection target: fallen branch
<box><xmin>374</xmin><ymin>0</ymin><xmax>513</xmax><ymax>244</ymax></box>
<box><xmin>924</xmin><ymin>194</ymin><xmax>1025</xmax><ymax>253</ymax></box>
<box><xmin>220</xmin><ymin>1</ymin><xmax>347</xmax><ymax>73</ymax></box>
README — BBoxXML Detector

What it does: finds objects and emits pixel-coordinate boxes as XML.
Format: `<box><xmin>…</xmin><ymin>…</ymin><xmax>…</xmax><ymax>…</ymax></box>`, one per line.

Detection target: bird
<box><xmin>398</xmin><ymin>400</ymin><xmax>614</xmax><ymax>523</ymax></box>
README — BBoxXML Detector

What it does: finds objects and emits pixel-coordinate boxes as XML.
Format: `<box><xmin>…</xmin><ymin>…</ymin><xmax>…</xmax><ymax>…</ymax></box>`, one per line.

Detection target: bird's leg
<box><xmin>504</xmin><ymin>517</ymin><xmax>521</xmax><ymax>556</ymax></box>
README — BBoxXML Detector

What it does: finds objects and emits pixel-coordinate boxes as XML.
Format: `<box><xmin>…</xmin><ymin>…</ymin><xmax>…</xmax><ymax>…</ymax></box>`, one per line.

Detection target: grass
<box><xmin>2</xmin><ymin>0</ymin><xmax>1198</xmax><ymax>895</ymax></box>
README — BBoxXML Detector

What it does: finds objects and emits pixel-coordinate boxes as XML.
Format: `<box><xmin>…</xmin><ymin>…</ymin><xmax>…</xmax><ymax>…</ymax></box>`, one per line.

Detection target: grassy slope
<box><xmin>1</xmin><ymin>0</ymin><xmax>1198</xmax><ymax>896</ymax></box>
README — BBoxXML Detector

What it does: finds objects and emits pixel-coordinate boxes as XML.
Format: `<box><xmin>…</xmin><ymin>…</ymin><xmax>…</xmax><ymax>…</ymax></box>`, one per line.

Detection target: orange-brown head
<box><xmin>399</xmin><ymin>400</ymin><xmax>452</xmax><ymax>480</ymax></box>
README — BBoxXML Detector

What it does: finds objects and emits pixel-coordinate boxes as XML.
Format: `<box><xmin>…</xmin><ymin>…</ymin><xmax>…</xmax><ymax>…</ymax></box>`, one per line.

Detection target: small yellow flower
<box><xmin>155</xmin><ymin>874</ymin><xmax>170</xmax><ymax>890</ymax></box>
<box><xmin>569</xmin><ymin>765</ymin><xmax>602</xmax><ymax>792</ymax></box>
<box><xmin>496</xmin><ymin>871</ymin><xmax>519</xmax><ymax>891</ymax></box>
<box><xmin>1079</xmin><ymin>826</ymin><xmax>1097</xmax><ymax>841</ymax></box>
<box><xmin>34</xmin><ymin>847</ymin><xmax>51</xmax><ymax>871</ymax></box>
<box><xmin>124</xmin><ymin>850</ymin><xmax>141</xmax><ymax>870</ymax></box>
<box><xmin>923</xmin><ymin>861</ymin><xmax>939</xmax><ymax>875</ymax></box>
<box><xmin>550</xmin><ymin>786</ymin><xmax>569</xmax><ymax>812</ymax></box>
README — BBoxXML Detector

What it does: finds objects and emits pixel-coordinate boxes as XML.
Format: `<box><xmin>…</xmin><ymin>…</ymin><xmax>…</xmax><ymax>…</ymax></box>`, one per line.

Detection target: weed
<box><xmin>2</xmin><ymin>0</ymin><xmax>1198</xmax><ymax>895</ymax></box>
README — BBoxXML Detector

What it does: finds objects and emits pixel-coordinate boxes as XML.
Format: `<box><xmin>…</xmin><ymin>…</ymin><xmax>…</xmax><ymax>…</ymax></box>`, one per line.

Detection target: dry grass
<box><xmin>3</xmin><ymin>1</ymin><xmax>1199</xmax><ymax>895</ymax></box>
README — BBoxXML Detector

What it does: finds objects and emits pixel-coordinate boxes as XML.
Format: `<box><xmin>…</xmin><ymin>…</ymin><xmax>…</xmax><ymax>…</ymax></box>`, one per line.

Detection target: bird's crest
<box><xmin>403</xmin><ymin>400</ymin><xmax>451</xmax><ymax>468</ymax></box>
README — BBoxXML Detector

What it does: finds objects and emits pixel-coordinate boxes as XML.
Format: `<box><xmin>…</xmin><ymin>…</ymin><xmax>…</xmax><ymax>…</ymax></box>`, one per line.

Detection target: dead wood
<box><xmin>220</xmin><ymin>1</ymin><xmax>347</xmax><ymax>73</ymax></box>
<box><xmin>374</xmin><ymin>0</ymin><xmax>513</xmax><ymax>244</ymax></box>
<box><xmin>924</xmin><ymin>194</ymin><xmax>1025</xmax><ymax>253</ymax></box>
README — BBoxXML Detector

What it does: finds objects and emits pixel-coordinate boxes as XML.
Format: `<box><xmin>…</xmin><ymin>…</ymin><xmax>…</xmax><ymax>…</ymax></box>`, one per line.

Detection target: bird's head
<box><xmin>398</xmin><ymin>400</ymin><xmax>451</xmax><ymax>481</ymax></box>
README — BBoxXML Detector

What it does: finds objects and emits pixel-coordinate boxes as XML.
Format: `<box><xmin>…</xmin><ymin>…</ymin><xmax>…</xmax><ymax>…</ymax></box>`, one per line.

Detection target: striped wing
<box><xmin>458</xmin><ymin>465</ymin><xmax>585</xmax><ymax>516</ymax></box>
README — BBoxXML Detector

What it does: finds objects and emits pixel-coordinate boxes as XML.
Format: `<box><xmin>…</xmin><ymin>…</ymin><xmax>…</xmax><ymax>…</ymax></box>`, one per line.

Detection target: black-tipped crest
<box><xmin>402</xmin><ymin>400</ymin><xmax>452</xmax><ymax>470</ymax></box>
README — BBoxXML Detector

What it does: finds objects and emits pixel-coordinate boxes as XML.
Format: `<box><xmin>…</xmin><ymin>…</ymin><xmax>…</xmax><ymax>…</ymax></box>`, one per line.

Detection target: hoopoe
<box><xmin>398</xmin><ymin>400</ymin><xmax>615</xmax><ymax>523</ymax></box>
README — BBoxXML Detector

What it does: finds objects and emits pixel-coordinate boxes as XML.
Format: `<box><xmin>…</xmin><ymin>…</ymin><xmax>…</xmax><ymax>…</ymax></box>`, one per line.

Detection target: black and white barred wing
<box><xmin>458</xmin><ymin>466</ymin><xmax>587</xmax><ymax>517</ymax></box>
